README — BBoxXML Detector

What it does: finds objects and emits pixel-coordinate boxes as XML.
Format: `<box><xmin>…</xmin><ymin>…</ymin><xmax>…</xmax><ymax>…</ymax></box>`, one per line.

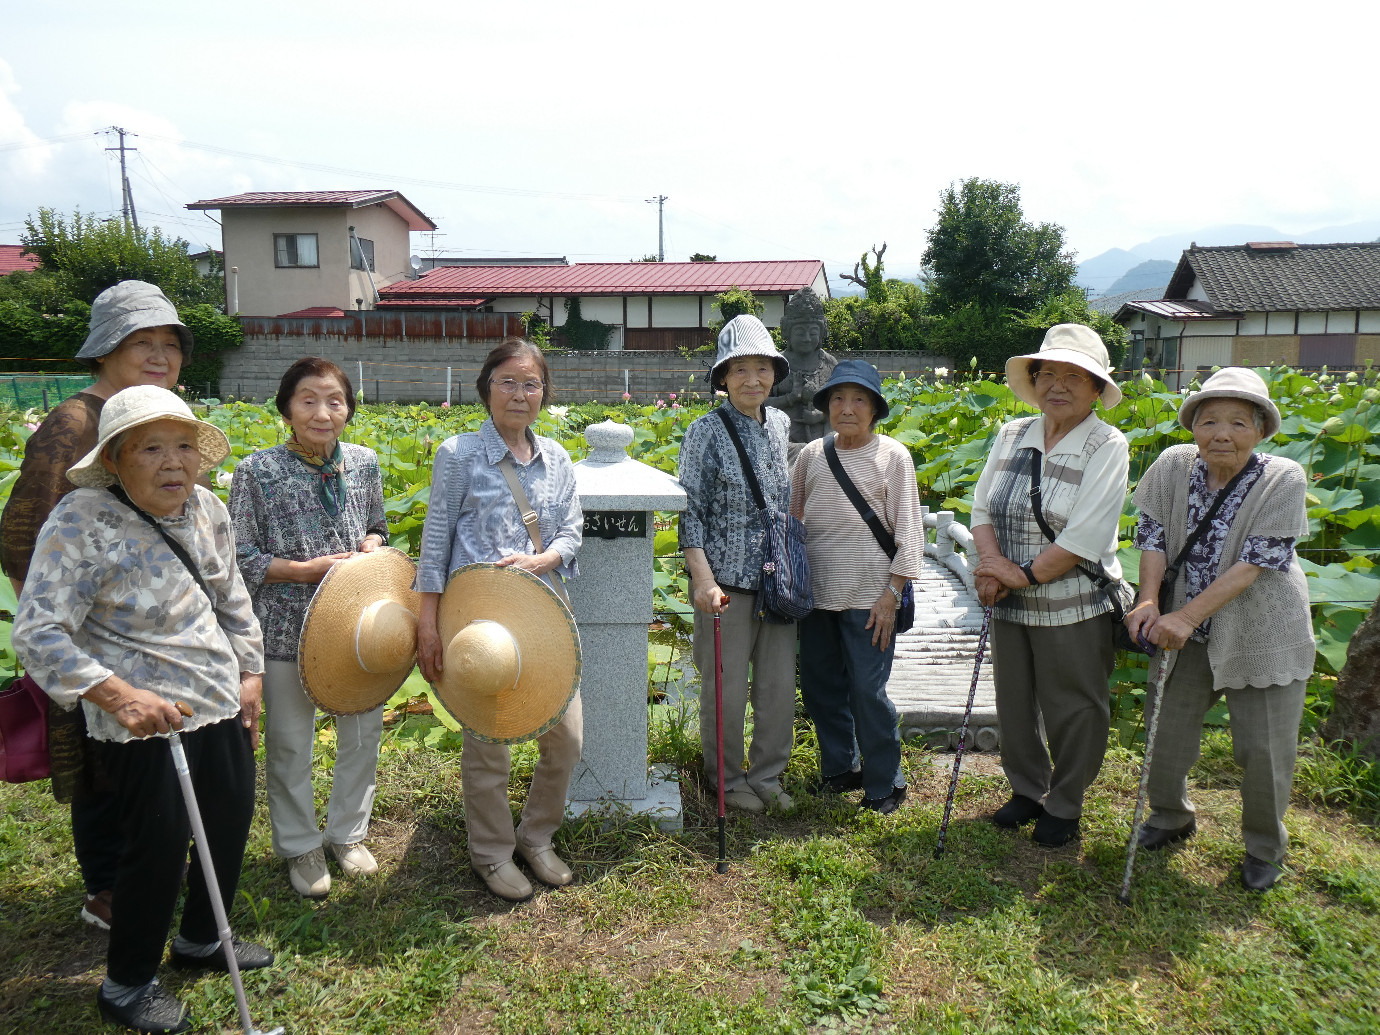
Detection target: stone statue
<box><xmin>767</xmin><ymin>287</ymin><xmax>836</xmax><ymax>458</ymax></box>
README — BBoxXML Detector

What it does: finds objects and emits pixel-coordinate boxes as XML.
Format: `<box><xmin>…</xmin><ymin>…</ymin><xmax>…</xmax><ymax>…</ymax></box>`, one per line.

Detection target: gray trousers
<box><xmin>461</xmin><ymin>692</ymin><xmax>582</xmax><ymax>869</ymax></box>
<box><xmin>1146</xmin><ymin>640</ymin><xmax>1305</xmax><ymax>863</ymax></box>
<box><xmin>991</xmin><ymin>614</ymin><xmax>1115</xmax><ymax>820</ymax></box>
<box><xmin>693</xmin><ymin>589</ymin><xmax>797</xmax><ymax>798</ymax></box>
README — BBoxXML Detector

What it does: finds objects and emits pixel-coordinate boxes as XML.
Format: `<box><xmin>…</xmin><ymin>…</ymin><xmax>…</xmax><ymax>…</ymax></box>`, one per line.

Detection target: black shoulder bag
<box><xmin>822</xmin><ymin>437</ymin><xmax>914</xmax><ymax>633</ymax></box>
<box><xmin>715</xmin><ymin>406</ymin><xmax>813</xmax><ymax>623</ymax></box>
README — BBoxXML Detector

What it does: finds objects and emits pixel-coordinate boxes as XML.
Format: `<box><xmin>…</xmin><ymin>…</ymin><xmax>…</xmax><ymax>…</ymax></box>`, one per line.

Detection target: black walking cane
<box><xmin>169</xmin><ymin>705</ymin><xmax>286</xmax><ymax>1035</ymax></box>
<box><xmin>1118</xmin><ymin>647</ymin><xmax>1174</xmax><ymax>905</ymax></box>
<box><xmin>935</xmin><ymin>605</ymin><xmax>992</xmax><ymax>859</ymax></box>
<box><xmin>713</xmin><ymin>597</ymin><xmax>729</xmax><ymax>874</ymax></box>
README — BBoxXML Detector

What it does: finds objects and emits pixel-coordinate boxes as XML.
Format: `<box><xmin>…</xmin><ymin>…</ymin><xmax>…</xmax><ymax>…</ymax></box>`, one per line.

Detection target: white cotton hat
<box><xmin>77</xmin><ymin>280</ymin><xmax>194</xmax><ymax>361</ymax></box>
<box><xmin>1005</xmin><ymin>323</ymin><xmax>1122</xmax><ymax>408</ymax></box>
<box><xmin>66</xmin><ymin>385</ymin><xmax>230</xmax><ymax>488</ymax></box>
<box><xmin>709</xmin><ymin>315</ymin><xmax>789</xmax><ymax>390</ymax></box>
<box><xmin>1178</xmin><ymin>367</ymin><xmax>1281</xmax><ymax>439</ymax></box>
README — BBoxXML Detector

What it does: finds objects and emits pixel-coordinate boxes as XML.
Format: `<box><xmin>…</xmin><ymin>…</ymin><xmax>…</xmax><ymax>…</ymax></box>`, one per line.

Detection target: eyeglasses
<box><xmin>1033</xmin><ymin>370</ymin><xmax>1089</xmax><ymax>390</ymax></box>
<box><xmin>490</xmin><ymin>378</ymin><xmax>545</xmax><ymax>395</ymax></box>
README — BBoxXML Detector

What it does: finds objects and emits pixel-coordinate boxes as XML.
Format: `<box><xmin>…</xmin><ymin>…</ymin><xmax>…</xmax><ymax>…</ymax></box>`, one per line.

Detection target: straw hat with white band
<box><xmin>298</xmin><ymin>548</ymin><xmax>421</xmax><ymax>715</ymax></box>
<box><xmin>431</xmin><ymin>563</ymin><xmax>581</xmax><ymax>745</ymax></box>
<box><xmin>1004</xmin><ymin>323</ymin><xmax>1122</xmax><ymax>409</ymax></box>
<box><xmin>66</xmin><ymin>384</ymin><xmax>230</xmax><ymax>488</ymax></box>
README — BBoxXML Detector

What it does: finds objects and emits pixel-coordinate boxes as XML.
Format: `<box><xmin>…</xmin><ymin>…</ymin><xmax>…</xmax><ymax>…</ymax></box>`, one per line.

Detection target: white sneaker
<box><xmin>330</xmin><ymin>841</ymin><xmax>378</xmax><ymax>878</ymax></box>
<box><xmin>723</xmin><ymin>788</ymin><xmax>766</xmax><ymax>813</ymax></box>
<box><xmin>288</xmin><ymin>847</ymin><xmax>331</xmax><ymax>898</ymax></box>
<box><xmin>760</xmin><ymin>786</ymin><xmax>794</xmax><ymax>812</ymax></box>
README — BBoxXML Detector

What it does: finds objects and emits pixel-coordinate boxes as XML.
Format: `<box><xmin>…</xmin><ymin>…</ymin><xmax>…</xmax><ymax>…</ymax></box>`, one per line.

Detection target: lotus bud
<box><xmin>1329</xmin><ymin>394</ymin><xmax>1344</xmax><ymax>406</ymax></box>
<box><xmin>1358</xmin><ymin>400</ymin><xmax>1372</xmax><ymax>414</ymax></box>
<box><xmin>1300</xmin><ymin>386</ymin><xmax>1316</xmax><ymax>395</ymax></box>
<box><xmin>1364</xmin><ymin>388</ymin><xmax>1379</xmax><ymax>402</ymax></box>
<box><xmin>1321</xmin><ymin>416</ymin><xmax>1345</xmax><ymax>436</ymax></box>
<box><xmin>948</xmin><ymin>417</ymin><xmax>960</xmax><ymax>430</ymax></box>
<box><xmin>1347</xmin><ymin>371</ymin><xmax>1359</xmax><ymax>382</ymax></box>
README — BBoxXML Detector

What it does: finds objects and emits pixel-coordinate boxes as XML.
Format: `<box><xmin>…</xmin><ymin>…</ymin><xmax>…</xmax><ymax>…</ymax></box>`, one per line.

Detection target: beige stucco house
<box><xmin>186</xmin><ymin>190</ymin><xmax>436</xmax><ymax>316</ymax></box>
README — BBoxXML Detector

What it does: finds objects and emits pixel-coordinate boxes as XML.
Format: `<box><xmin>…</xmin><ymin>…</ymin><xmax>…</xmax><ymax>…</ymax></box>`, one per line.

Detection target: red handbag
<box><xmin>0</xmin><ymin>673</ymin><xmax>51</xmax><ymax>783</ymax></box>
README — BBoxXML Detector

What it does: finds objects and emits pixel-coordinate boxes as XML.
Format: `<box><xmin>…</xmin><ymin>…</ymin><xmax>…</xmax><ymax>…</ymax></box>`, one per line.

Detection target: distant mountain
<box><xmin>1103</xmin><ymin>259</ymin><xmax>1175</xmax><ymax>296</ymax></box>
<box><xmin>1075</xmin><ymin>219</ymin><xmax>1380</xmax><ymax>294</ymax></box>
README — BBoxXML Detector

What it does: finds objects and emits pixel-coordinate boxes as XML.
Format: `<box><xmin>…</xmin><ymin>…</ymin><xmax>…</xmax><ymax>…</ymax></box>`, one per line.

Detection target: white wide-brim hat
<box><xmin>1005</xmin><ymin>323</ymin><xmax>1122</xmax><ymax>409</ymax></box>
<box><xmin>432</xmin><ymin>563</ymin><xmax>581</xmax><ymax>745</ymax></box>
<box><xmin>1177</xmin><ymin>366</ymin><xmax>1281</xmax><ymax>439</ymax></box>
<box><xmin>298</xmin><ymin>548</ymin><xmax>421</xmax><ymax>715</ymax></box>
<box><xmin>66</xmin><ymin>385</ymin><xmax>230</xmax><ymax>488</ymax></box>
<box><xmin>709</xmin><ymin>314</ymin><xmax>789</xmax><ymax>390</ymax></box>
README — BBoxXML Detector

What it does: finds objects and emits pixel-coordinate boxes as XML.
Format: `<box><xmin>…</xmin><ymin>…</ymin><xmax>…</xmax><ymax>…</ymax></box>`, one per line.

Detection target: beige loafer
<box><xmin>517</xmin><ymin>842</ymin><xmax>574</xmax><ymax>887</ymax></box>
<box><xmin>724</xmin><ymin>788</ymin><xmax>766</xmax><ymax>813</ymax></box>
<box><xmin>288</xmin><ymin>846</ymin><xmax>331</xmax><ymax>899</ymax></box>
<box><xmin>330</xmin><ymin>841</ymin><xmax>379</xmax><ymax>878</ymax></box>
<box><xmin>473</xmin><ymin>859</ymin><xmax>533</xmax><ymax>902</ymax></box>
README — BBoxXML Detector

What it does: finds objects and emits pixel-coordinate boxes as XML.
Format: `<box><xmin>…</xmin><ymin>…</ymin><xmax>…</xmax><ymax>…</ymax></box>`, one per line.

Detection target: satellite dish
<box><xmin>409</xmin><ymin>254</ymin><xmax>422</xmax><ymax>271</ymax></box>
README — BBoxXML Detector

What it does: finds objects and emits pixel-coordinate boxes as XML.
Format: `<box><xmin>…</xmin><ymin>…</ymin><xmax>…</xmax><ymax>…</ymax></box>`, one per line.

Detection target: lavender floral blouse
<box><xmin>1134</xmin><ymin>453</ymin><xmax>1296</xmax><ymax>641</ymax></box>
<box><xmin>13</xmin><ymin>486</ymin><xmax>265</xmax><ymax>744</ymax></box>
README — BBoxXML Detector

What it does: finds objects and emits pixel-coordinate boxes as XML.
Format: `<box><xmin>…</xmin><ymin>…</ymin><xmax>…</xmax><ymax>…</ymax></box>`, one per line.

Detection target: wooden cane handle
<box><xmin>175</xmin><ymin>701</ymin><xmax>194</xmax><ymax>717</ymax></box>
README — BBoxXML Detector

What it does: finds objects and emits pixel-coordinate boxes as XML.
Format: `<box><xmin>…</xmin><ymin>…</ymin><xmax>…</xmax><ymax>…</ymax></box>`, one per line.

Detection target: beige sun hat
<box><xmin>432</xmin><ymin>563</ymin><xmax>581</xmax><ymax>745</ymax></box>
<box><xmin>66</xmin><ymin>385</ymin><xmax>230</xmax><ymax>488</ymax></box>
<box><xmin>298</xmin><ymin>548</ymin><xmax>422</xmax><ymax>715</ymax></box>
<box><xmin>1004</xmin><ymin>323</ymin><xmax>1122</xmax><ymax>409</ymax></box>
<box><xmin>1177</xmin><ymin>366</ymin><xmax>1281</xmax><ymax>438</ymax></box>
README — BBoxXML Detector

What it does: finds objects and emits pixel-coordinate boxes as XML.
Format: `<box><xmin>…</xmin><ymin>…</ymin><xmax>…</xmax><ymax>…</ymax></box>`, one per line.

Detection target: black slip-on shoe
<box><xmin>96</xmin><ymin>984</ymin><xmax>189</xmax><ymax>1034</ymax></box>
<box><xmin>1032</xmin><ymin>812</ymin><xmax>1081</xmax><ymax>847</ymax></box>
<box><xmin>1241</xmin><ymin>853</ymin><xmax>1283</xmax><ymax>891</ymax></box>
<box><xmin>991</xmin><ymin>795</ymin><xmax>1045</xmax><ymax>828</ymax></box>
<box><xmin>1138</xmin><ymin>818</ymin><xmax>1197</xmax><ymax>851</ymax></box>
<box><xmin>170</xmin><ymin>938</ymin><xmax>273</xmax><ymax>972</ymax></box>
<box><xmin>860</xmin><ymin>785</ymin><xmax>907</xmax><ymax>815</ymax></box>
<box><xmin>812</xmin><ymin>770</ymin><xmax>864</xmax><ymax>795</ymax></box>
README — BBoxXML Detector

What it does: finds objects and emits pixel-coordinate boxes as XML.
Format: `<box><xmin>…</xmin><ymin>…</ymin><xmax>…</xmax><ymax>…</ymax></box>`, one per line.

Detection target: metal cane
<box><xmin>713</xmin><ymin>597</ymin><xmax>729</xmax><ymax>874</ymax></box>
<box><xmin>168</xmin><ymin>707</ymin><xmax>285</xmax><ymax>1035</ymax></box>
<box><xmin>1118</xmin><ymin>647</ymin><xmax>1174</xmax><ymax>906</ymax></box>
<box><xmin>934</xmin><ymin>605</ymin><xmax>992</xmax><ymax>859</ymax></box>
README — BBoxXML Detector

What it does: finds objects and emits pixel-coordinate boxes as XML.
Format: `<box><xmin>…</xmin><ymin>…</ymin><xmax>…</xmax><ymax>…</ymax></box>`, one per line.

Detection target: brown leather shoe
<box><xmin>81</xmin><ymin>890</ymin><xmax>113</xmax><ymax>931</ymax></box>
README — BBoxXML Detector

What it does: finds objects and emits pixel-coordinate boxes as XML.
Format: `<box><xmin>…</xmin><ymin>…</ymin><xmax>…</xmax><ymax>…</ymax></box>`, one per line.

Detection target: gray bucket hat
<box><xmin>76</xmin><ymin>280</ymin><xmax>194</xmax><ymax>362</ymax></box>
<box><xmin>811</xmin><ymin>358</ymin><xmax>889</xmax><ymax>420</ymax></box>
<box><xmin>1178</xmin><ymin>367</ymin><xmax>1281</xmax><ymax>439</ymax></box>
<box><xmin>709</xmin><ymin>315</ymin><xmax>789</xmax><ymax>390</ymax></box>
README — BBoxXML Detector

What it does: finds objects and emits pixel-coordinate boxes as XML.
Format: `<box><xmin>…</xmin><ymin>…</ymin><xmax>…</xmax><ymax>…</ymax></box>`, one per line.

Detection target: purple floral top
<box><xmin>1134</xmin><ymin>453</ymin><xmax>1296</xmax><ymax>642</ymax></box>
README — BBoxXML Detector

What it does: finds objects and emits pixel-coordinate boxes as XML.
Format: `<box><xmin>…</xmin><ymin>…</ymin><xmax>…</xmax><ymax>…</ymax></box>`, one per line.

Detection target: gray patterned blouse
<box><xmin>677</xmin><ymin>404</ymin><xmax>792</xmax><ymax>591</ymax></box>
<box><xmin>228</xmin><ymin>443</ymin><xmax>388</xmax><ymax>662</ymax></box>
<box><xmin>13</xmin><ymin>486</ymin><xmax>265</xmax><ymax>744</ymax></box>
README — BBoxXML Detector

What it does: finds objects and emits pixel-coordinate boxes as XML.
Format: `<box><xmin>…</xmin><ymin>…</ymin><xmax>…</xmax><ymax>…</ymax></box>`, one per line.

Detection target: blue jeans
<box><xmin>799</xmin><ymin>608</ymin><xmax>903</xmax><ymax>800</ymax></box>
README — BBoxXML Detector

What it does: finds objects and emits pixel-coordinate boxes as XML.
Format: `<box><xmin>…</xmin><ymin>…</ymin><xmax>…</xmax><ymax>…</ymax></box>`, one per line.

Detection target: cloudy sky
<box><xmin>3</xmin><ymin>1</ymin><xmax>1377</xmax><ymax>285</ymax></box>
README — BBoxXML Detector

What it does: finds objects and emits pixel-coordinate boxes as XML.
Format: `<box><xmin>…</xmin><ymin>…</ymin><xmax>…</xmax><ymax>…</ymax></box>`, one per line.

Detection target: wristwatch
<box><xmin>887</xmin><ymin>583</ymin><xmax>903</xmax><ymax>605</ymax></box>
<box><xmin>1020</xmin><ymin>561</ymin><xmax>1039</xmax><ymax>586</ymax></box>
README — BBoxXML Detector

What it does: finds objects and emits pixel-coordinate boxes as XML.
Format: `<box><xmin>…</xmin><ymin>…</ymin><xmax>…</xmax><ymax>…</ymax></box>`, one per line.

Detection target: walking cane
<box><xmin>1119</xmin><ymin>647</ymin><xmax>1174</xmax><ymax>906</ymax></box>
<box><xmin>713</xmin><ymin>596</ymin><xmax>729</xmax><ymax>874</ymax></box>
<box><xmin>168</xmin><ymin>706</ymin><xmax>286</xmax><ymax>1035</ymax></box>
<box><xmin>934</xmin><ymin>605</ymin><xmax>992</xmax><ymax>859</ymax></box>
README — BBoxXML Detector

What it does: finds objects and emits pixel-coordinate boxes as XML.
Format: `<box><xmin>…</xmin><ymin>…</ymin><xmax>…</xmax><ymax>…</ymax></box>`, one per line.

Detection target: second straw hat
<box><xmin>432</xmin><ymin>563</ymin><xmax>581</xmax><ymax>744</ymax></box>
<box><xmin>298</xmin><ymin>548</ymin><xmax>421</xmax><ymax>715</ymax></box>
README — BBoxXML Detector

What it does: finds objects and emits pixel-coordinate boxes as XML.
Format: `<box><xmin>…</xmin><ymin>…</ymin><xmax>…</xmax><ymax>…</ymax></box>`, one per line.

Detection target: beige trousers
<box><xmin>461</xmin><ymin>692</ymin><xmax>582</xmax><ymax>868</ymax></box>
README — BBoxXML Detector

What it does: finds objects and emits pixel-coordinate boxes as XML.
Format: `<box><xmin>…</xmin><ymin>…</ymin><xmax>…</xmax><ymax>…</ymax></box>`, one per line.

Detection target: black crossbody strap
<box><xmin>823</xmin><ymin>437</ymin><xmax>897</xmax><ymax>560</ymax></box>
<box><xmin>107</xmin><ymin>484</ymin><xmax>214</xmax><ymax>606</ymax></box>
<box><xmin>1026</xmin><ymin>450</ymin><xmax>1114</xmax><ymax>590</ymax></box>
<box><xmin>716</xmin><ymin>405</ymin><xmax>767</xmax><ymax>511</ymax></box>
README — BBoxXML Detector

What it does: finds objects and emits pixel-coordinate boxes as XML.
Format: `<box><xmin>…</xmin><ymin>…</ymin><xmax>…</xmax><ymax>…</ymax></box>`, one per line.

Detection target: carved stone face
<box><xmin>786</xmin><ymin>321</ymin><xmax>824</xmax><ymax>353</ymax></box>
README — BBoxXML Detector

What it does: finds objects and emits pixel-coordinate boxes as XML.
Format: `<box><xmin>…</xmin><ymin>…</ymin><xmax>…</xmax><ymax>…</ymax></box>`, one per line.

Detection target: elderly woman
<box><xmin>790</xmin><ymin>360</ymin><xmax>922</xmax><ymax>814</ymax></box>
<box><xmin>678</xmin><ymin>315</ymin><xmax>796</xmax><ymax>813</ymax></box>
<box><xmin>229</xmin><ymin>357</ymin><xmax>388</xmax><ymax>899</ymax></box>
<box><xmin>1</xmin><ymin>280</ymin><xmax>195</xmax><ymax>932</ymax></box>
<box><xmin>971</xmin><ymin>324</ymin><xmax>1129</xmax><ymax>847</ymax></box>
<box><xmin>415</xmin><ymin>338</ymin><xmax>582</xmax><ymax>902</ymax></box>
<box><xmin>1124</xmin><ymin>368</ymin><xmax>1313</xmax><ymax>891</ymax></box>
<box><xmin>13</xmin><ymin>386</ymin><xmax>269</xmax><ymax>1035</ymax></box>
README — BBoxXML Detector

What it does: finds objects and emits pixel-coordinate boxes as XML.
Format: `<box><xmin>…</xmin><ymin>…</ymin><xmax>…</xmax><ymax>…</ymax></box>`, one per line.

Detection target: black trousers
<box><xmin>92</xmin><ymin>717</ymin><xmax>255</xmax><ymax>987</ymax></box>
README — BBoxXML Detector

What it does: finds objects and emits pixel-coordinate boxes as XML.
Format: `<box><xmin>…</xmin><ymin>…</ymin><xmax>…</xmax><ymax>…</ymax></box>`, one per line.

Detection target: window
<box><xmin>274</xmin><ymin>233</ymin><xmax>319</xmax><ymax>268</ymax></box>
<box><xmin>350</xmin><ymin>236</ymin><xmax>375</xmax><ymax>272</ymax></box>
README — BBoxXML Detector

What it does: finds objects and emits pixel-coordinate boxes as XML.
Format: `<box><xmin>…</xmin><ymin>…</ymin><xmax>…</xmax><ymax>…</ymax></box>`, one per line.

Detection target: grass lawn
<box><xmin>2</xmin><ymin>711</ymin><xmax>1378</xmax><ymax>1034</ymax></box>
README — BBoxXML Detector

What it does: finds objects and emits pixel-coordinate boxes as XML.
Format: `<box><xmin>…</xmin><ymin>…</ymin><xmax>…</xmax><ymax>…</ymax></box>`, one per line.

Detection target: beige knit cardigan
<box><xmin>1133</xmin><ymin>443</ymin><xmax>1314</xmax><ymax>691</ymax></box>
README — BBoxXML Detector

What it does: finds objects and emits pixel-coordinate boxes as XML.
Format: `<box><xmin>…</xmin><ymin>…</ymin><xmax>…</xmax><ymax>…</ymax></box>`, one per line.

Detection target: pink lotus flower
<box><xmin>669</xmin><ymin>392</ymin><xmax>677</xmax><ymax>400</ymax></box>
<box><xmin>622</xmin><ymin>392</ymin><xmax>631</xmax><ymax>401</ymax></box>
<box><xmin>441</xmin><ymin>401</ymin><xmax>451</xmax><ymax>408</ymax></box>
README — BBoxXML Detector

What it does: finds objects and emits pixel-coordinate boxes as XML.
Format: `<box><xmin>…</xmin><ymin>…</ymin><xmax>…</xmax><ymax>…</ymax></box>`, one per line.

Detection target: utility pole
<box><xmin>104</xmin><ymin>126</ymin><xmax>139</xmax><ymax>230</ymax></box>
<box><xmin>646</xmin><ymin>195</ymin><xmax>668</xmax><ymax>261</ymax></box>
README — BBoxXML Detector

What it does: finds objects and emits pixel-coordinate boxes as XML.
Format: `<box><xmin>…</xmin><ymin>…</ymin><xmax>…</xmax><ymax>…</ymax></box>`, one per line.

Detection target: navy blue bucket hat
<box><xmin>812</xmin><ymin>359</ymin><xmax>889</xmax><ymax>420</ymax></box>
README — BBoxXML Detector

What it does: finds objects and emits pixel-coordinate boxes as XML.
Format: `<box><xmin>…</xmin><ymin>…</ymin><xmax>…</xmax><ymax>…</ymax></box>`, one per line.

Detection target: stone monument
<box><xmin>567</xmin><ymin>420</ymin><xmax>687</xmax><ymax>829</ymax></box>
<box><xmin>766</xmin><ymin>286</ymin><xmax>837</xmax><ymax>459</ymax></box>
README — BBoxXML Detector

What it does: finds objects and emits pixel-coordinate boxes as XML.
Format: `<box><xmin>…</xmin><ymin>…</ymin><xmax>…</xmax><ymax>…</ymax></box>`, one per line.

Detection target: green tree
<box><xmin>824</xmin><ymin>244</ymin><xmax>931</xmax><ymax>352</ymax></box>
<box><xmin>689</xmin><ymin>253</ymin><xmax>717</xmax><ymax>262</ymax></box>
<box><xmin>921</xmin><ymin>179</ymin><xmax>1076</xmax><ymax>316</ymax></box>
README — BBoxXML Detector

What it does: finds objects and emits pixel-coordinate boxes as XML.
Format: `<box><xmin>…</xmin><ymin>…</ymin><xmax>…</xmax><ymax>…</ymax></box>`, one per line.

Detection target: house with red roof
<box><xmin>376</xmin><ymin>259</ymin><xmax>829</xmax><ymax>351</ymax></box>
<box><xmin>186</xmin><ymin>190</ymin><xmax>436</xmax><ymax>316</ymax></box>
<box><xmin>0</xmin><ymin>244</ymin><xmax>41</xmax><ymax>277</ymax></box>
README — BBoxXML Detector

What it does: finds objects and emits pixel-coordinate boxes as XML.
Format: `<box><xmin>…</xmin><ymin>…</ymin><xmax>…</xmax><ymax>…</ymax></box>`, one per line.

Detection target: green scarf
<box><xmin>285</xmin><ymin>437</ymin><xmax>347</xmax><ymax>517</ymax></box>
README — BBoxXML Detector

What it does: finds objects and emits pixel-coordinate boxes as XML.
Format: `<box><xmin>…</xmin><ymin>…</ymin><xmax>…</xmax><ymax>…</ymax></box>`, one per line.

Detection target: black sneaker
<box><xmin>96</xmin><ymin>984</ymin><xmax>189</xmax><ymax>1034</ymax></box>
<box><xmin>991</xmin><ymin>795</ymin><xmax>1044</xmax><ymax>828</ymax></box>
<box><xmin>860</xmin><ymin>785</ymin><xmax>907</xmax><ymax>815</ymax></box>
<box><xmin>812</xmin><ymin>770</ymin><xmax>864</xmax><ymax>795</ymax></box>
<box><xmin>1032</xmin><ymin>812</ymin><xmax>1081</xmax><ymax>847</ymax></box>
<box><xmin>170</xmin><ymin>938</ymin><xmax>274</xmax><ymax>972</ymax></box>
